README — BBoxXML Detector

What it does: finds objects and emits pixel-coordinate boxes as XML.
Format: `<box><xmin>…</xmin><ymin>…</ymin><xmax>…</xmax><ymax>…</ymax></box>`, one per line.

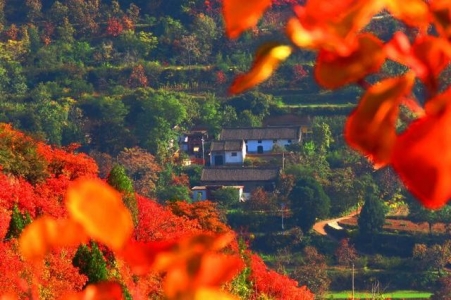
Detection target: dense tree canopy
<box><xmin>289</xmin><ymin>176</ymin><xmax>330</xmax><ymax>233</ymax></box>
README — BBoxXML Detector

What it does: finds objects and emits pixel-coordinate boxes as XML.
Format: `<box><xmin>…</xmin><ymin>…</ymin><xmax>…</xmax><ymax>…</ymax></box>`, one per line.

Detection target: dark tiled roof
<box><xmin>220</xmin><ymin>127</ymin><xmax>301</xmax><ymax>140</ymax></box>
<box><xmin>263</xmin><ymin>114</ymin><xmax>312</xmax><ymax>127</ymax></box>
<box><xmin>201</xmin><ymin>167</ymin><xmax>280</xmax><ymax>182</ymax></box>
<box><xmin>210</xmin><ymin>140</ymin><xmax>243</xmax><ymax>152</ymax></box>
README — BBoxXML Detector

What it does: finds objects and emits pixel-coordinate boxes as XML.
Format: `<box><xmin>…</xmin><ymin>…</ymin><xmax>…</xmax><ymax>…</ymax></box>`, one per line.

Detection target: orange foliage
<box><xmin>64</xmin><ymin>282</ymin><xmax>123</xmax><ymax>300</ymax></box>
<box><xmin>19</xmin><ymin>216</ymin><xmax>87</xmax><ymax>261</ymax></box>
<box><xmin>135</xmin><ymin>195</ymin><xmax>202</xmax><ymax>241</ymax></box>
<box><xmin>168</xmin><ymin>200</ymin><xmax>231</xmax><ymax>233</ymax></box>
<box><xmin>223</xmin><ymin>0</ymin><xmax>272</xmax><ymax>39</ymax></box>
<box><xmin>120</xmin><ymin>233</ymin><xmax>243</xmax><ymax>299</ymax></box>
<box><xmin>65</xmin><ymin>178</ymin><xmax>133</xmax><ymax>251</ymax></box>
<box><xmin>315</xmin><ymin>34</ymin><xmax>385</xmax><ymax>89</ymax></box>
<box><xmin>344</xmin><ymin>72</ymin><xmax>415</xmax><ymax>168</ymax></box>
<box><xmin>37</xmin><ymin>143</ymin><xmax>98</xmax><ymax>180</ymax></box>
<box><xmin>249</xmin><ymin>253</ymin><xmax>314</xmax><ymax>300</ymax></box>
<box><xmin>229</xmin><ymin>43</ymin><xmax>292</xmax><ymax>94</ymax></box>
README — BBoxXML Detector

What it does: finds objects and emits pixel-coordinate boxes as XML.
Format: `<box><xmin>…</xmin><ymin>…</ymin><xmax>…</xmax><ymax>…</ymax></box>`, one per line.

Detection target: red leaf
<box><xmin>286</xmin><ymin>1</ymin><xmax>383</xmax><ymax>56</ymax></box>
<box><xmin>119</xmin><ymin>240</ymin><xmax>176</xmax><ymax>275</ymax></box>
<box><xmin>223</xmin><ymin>0</ymin><xmax>272</xmax><ymax>39</ymax></box>
<box><xmin>385</xmin><ymin>32</ymin><xmax>451</xmax><ymax>92</ymax></box>
<box><xmin>63</xmin><ymin>282</ymin><xmax>124</xmax><ymax>300</ymax></box>
<box><xmin>392</xmin><ymin>100</ymin><xmax>451</xmax><ymax>209</ymax></box>
<box><xmin>430</xmin><ymin>0</ymin><xmax>451</xmax><ymax>39</ymax></box>
<box><xmin>229</xmin><ymin>43</ymin><xmax>291</xmax><ymax>94</ymax></box>
<box><xmin>19</xmin><ymin>216</ymin><xmax>88</xmax><ymax>261</ymax></box>
<box><xmin>345</xmin><ymin>72</ymin><xmax>415</xmax><ymax>168</ymax></box>
<box><xmin>315</xmin><ymin>33</ymin><xmax>385</xmax><ymax>89</ymax></box>
<box><xmin>65</xmin><ymin>178</ymin><xmax>133</xmax><ymax>251</ymax></box>
<box><xmin>385</xmin><ymin>0</ymin><xmax>430</xmax><ymax>28</ymax></box>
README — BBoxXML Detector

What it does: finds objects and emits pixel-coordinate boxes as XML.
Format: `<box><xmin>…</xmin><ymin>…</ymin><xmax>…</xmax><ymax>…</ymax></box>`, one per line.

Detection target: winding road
<box><xmin>313</xmin><ymin>209</ymin><xmax>360</xmax><ymax>235</ymax></box>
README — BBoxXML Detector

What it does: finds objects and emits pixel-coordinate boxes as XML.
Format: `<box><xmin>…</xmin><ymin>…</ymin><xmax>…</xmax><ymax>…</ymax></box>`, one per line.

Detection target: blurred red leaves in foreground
<box><xmin>65</xmin><ymin>179</ymin><xmax>133</xmax><ymax>251</ymax></box>
<box><xmin>223</xmin><ymin>0</ymin><xmax>451</xmax><ymax>209</ymax></box>
<box><xmin>223</xmin><ymin>0</ymin><xmax>272</xmax><ymax>39</ymax></box>
<box><xmin>345</xmin><ymin>72</ymin><xmax>415</xmax><ymax>169</ymax></box>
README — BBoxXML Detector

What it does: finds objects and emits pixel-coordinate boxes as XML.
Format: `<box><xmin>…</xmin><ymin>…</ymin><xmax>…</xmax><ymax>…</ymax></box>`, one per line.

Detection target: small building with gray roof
<box><xmin>200</xmin><ymin>167</ymin><xmax>280</xmax><ymax>193</ymax></box>
<box><xmin>219</xmin><ymin>126</ymin><xmax>302</xmax><ymax>154</ymax></box>
<box><xmin>209</xmin><ymin>140</ymin><xmax>246</xmax><ymax>166</ymax></box>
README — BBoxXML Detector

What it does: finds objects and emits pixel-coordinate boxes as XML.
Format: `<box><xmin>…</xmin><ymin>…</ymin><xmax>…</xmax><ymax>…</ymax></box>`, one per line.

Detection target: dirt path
<box><xmin>313</xmin><ymin>208</ymin><xmax>361</xmax><ymax>235</ymax></box>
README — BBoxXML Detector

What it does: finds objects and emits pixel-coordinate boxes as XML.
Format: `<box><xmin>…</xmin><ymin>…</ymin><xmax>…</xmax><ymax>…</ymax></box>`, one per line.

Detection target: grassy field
<box><xmin>324</xmin><ymin>290</ymin><xmax>432</xmax><ymax>299</ymax></box>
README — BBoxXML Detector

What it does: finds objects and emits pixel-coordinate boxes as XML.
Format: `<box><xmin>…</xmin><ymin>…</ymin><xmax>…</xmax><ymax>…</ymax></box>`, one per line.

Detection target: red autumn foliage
<box><xmin>168</xmin><ymin>200</ymin><xmax>230</xmax><ymax>233</ymax></box>
<box><xmin>122</xmin><ymin>16</ymin><xmax>134</xmax><ymax>31</ymax></box>
<box><xmin>170</xmin><ymin>173</ymin><xmax>190</xmax><ymax>187</ymax></box>
<box><xmin>0</xmin><ymin>207</ymin><xmax>11</xmax><ymax>241</ymax></box>
<box><xmin>216</xmin><ymin>70</ymin><xmax>227</xmax><ymax>84</ymax></box>
<box><xmin>106</xmin><ymin>18</ymin><xmax>124</xmax><ymax>37</ymax></box>
<box><xmin>3</xmin><ymin>24</ymin><xmax>19</xmax><ymax>41</ymax></box>
<box><xmin>39</xmin><ymin>249</ymin><xmax>87</xmax><ymax>299</ymax></box>
<box><xmin>128</xmin><ymin>64</ymin><xmax>148</xmax><ymax>88</ymax></box>
<box><xmin>249</xmin><ymin>253</ymin><xmax>314</xmax><ymax>299</ymax></box>
<box><xmin>37</xmin><ymin>143</ymin><xmax>98</xmax><ymax>180</ymax></box>
<box><xmin>134</xmin><ymin>195</ymin><xmax>201</xmax><ymax>241</ymax></box>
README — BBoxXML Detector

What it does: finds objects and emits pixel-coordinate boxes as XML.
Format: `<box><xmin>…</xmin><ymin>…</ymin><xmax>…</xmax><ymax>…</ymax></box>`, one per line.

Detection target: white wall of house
<box><xmin>246</xmin><ymin>140</ymin><xmax>273</xmax><ymax>153</ymax></box>
<box><xmin>225</xmin><ymin>151</ymin><xmax>242</xmax><ymax>164</ymax></box>
<box><xmin>210</xmin><ymin>144</ymin><xmax>246</xmax><ymax>166</ymax></box>
<box><xmin>246</xmin><ymin>139</ymin><xmax>296</xmax><ymax>153</ymax></box>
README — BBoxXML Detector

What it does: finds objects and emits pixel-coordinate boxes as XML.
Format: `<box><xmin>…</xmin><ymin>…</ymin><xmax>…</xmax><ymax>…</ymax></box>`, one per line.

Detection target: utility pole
<box><xmin>282</xmin><ymin>150</ymin><xmax>285</xmax><ymax>170</ymax></box>
<box><xmin>201</xmin><ymin>137</ymin><xmax>205</xmax><ymax>165</ymax></box>
<box><xmin>352</xmin><ymin>263</ymin><xmax>355</xmax><ymax>300</ymax></box>
<box><xmin>281</xmin><ymin>203</ymin><xmax>285</xmax><ymax>230</ymax></box>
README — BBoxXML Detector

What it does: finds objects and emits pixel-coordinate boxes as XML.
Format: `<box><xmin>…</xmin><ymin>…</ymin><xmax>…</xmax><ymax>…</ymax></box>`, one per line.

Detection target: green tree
<box><xmin>211</xmin><ymin>187</ymin><xmax>239</xmax><ymax>209</ymax></box>
<box><xmin>358</xmin><ymin>188</ymin><xmax>386</xmax><ymax>237</ymax></box>
<box><xmin>5</xmin><ymin>205</ymin><xmax>31</xmax><ymax>240</ymax></box>
<box><xmin>156</xmin><ymin>164</ymin><xmax>191</xmax><ymax>202</ymax></box>
<box><xmin>183</xmin><ymin>165</ymin><xmax>203</xmax><ymax>187</ymax></box>
<box><xmin>189</xmin><ymin>13</ymin><xmax>218</xmax><ymax>63</ymax></box>
<box><xmin>289</xmin><ymin>176</ymin><xmax>330</xmax><ymax>233</ymax></box>
<box><xmin>107</xmin><ymin>164</ymin><xmax>138</xmax><ymax>226</ymax></box>
<box><xmin>157</xmin><ymin>185</ymin><xmax>191</xmax><ymax>202</ymax></box>
<box><xmin>72</xmin><ymin>242</ymin><xmax>108</xmax><ymax>286</ymax></box>
<box><xmin>80</xmin><ymin>95</ymin><xmax>132</xmax><ymax>155</ymax></box>
<box><xmin>123</xmin><ymin>88</ymin><xmax>188</xmax><ymax>157</ymax></box>
<box><xmin>311</xmin><ymin>120</ymin><xmax>333</xmax><ymax>154</ymax></box>
<box><xmin>116</xmin><ymin>30</ymin><xmax>158</xmax><ymax>60</ymax></box>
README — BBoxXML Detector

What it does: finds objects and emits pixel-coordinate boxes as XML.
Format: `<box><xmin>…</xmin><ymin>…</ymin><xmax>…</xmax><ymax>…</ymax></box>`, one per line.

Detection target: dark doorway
<box><xmin>214</xmin><ymin>155</ymin><xmax>224</xmax><ymax>166</ymax></box>
<box><xmin>257</xmin><ymin>146</ymin><xmax>264</xmax><ymax>153</ymax></box>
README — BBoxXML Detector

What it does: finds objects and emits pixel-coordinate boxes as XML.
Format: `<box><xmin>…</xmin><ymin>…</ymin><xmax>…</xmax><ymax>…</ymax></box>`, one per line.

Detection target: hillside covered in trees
<box><xmin>0</xmin><ymin>123</ymin><xmax>314</xmax><ymax>299</ymax></box>
<box><xmin>0</xmin><ymin>0</ymin><xmax>401</xmax><ymax>159</ymax></box>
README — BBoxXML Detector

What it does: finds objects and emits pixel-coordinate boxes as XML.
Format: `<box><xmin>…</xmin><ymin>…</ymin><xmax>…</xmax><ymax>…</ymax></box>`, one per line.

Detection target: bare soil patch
<box><xmin>338</xmin><ymin>217</ymin><xmax>449</xmax><ymax>234</ymax></box>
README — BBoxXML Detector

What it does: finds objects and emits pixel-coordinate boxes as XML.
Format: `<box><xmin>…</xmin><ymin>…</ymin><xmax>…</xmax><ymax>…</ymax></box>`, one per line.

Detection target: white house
<box><xmin>209</xmin><ymin>140</ymin><xmax>246</xmax><ymax>166</ymax></box>
<box><xmin>219</xmin><ymin>127</ymin><xmax>302</xmax><ymax>154</ymax></box>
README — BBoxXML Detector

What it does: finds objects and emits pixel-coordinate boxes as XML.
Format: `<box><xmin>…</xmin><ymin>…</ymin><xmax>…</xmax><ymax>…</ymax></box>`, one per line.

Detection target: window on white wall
<box><xmin>231</xmin><ymin>152</ymin><xmax>237</xmax><ymax>156</ymax></box>
<box><xmin>273</xmin><ymin>139</ymin><xmax>277</xmax><ymax>143</ymax></box>
<box><xmin>258</xmin><ymin>140</ymin><xmax>262</xmax><ymax>143</ymax></box>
